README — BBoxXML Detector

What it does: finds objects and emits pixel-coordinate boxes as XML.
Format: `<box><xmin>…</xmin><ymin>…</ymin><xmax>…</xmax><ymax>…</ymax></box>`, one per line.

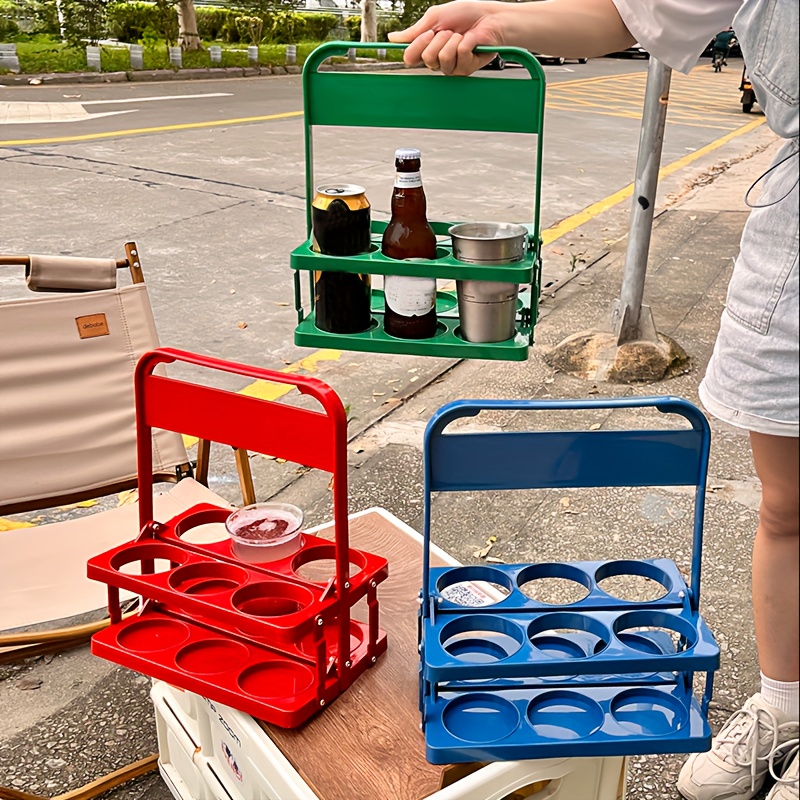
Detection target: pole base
<box><xmin>544</xmin><ymin>330</ymin><xmax>689</xmax><ymax>384</ymax></box>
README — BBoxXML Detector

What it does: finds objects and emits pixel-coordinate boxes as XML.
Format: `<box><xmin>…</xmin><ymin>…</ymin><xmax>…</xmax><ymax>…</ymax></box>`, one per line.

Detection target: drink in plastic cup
<box><xmin>225</xmin><ymin>503</ymin><xmax>304</xmax><ymax>563</ymax></box>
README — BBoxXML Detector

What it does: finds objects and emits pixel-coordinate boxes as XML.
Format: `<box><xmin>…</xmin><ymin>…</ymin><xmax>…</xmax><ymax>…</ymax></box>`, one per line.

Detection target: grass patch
<box><xmin>101</xmin><ymin>46</ymin><xmax>131</xmax><ymax>72</ymax></box>
<box><xmin>3</xmin><ymin>38</ymin><xmax>401</xmax><ymax>74</ymax></box>
<box><xmin>15</xmin><ymin>40</ymin><xmax>87</xmax><ymax>73</ymax></box>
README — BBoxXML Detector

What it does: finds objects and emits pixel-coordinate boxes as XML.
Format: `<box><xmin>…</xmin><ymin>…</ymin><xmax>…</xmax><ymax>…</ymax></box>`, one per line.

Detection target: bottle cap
<box><xmin>395</xmin><ymin>147</ymin><xmax>421</xmax><ymax>160</ymax></box>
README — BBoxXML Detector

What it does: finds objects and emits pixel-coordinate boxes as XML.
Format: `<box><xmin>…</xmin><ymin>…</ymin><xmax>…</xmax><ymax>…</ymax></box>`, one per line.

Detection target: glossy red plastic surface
<box><xmin>89</xmin><ymin>349</ymin><xmax>388</xmax><ymax>728</ymax></box>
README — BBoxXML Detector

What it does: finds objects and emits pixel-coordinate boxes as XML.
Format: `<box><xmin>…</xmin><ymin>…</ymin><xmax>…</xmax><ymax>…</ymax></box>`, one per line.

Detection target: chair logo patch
<box><xmin>76</xmin><ymin>313</ymin><xmax>110</xmax><ymax>338</ymax></box>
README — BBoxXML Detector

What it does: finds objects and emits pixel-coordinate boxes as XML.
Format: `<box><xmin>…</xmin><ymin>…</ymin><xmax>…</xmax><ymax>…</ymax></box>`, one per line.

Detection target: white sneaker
<box><xmin>767</xmin><ymin>740</ymin><xmax>799</xmax><ymax>799</ymax></box>
<box><xmin>678</xmin><ymin>694</ymin><xmax>800</xmax><ymax>800</ymax></box>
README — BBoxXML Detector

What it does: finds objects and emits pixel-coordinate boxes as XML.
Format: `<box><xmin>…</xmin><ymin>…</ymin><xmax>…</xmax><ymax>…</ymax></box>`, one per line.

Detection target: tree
<box><xmin>61</xmin><ymin>0</ymin><xmax>112</xmax><ymax>45</ymax></box>
<box><xmin>399</xmin><ymin>0</ymin><xmax>435</xmax><ymax>27</ymax></box>
<box><xmin>360</xmin><ymin>0</ymin><xmax>376</xmax><ymax>42</ymax></box>
<box><xmin>176</xmin><ymin>0</ymin><xmax>202</xmax><ymax>50</ymax></box>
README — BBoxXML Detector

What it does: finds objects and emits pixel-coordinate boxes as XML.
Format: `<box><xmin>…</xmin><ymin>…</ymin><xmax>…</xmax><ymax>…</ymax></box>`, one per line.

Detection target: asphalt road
<box><xmin>0</xmin><ymin>53</ymin><xmax>776</xmax><ymax>800</ymax></box>
<box><xmin>0</xmin><ymin>53</ymin><xmax>761</xmax><ymax>496</ymax></box>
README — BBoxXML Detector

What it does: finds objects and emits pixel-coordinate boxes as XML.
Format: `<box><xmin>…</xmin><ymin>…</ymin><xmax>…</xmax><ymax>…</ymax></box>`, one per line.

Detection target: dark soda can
<box><xmin>311</xmin><ymin>184</ymin><xmax>371</xmax><ymax>256</ymax></box>
<box><xmin>311</xmin><ymin>185</ymin><xmax>372</xmax><ymax>334</ymax></box>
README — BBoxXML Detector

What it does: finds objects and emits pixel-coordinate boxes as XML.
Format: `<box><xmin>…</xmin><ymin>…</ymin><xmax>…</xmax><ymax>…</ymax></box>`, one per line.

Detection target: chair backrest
<box><xmin>0</xmin><ymin>244</ymin><xmax>189</xmax><ymax>514</ymax></box>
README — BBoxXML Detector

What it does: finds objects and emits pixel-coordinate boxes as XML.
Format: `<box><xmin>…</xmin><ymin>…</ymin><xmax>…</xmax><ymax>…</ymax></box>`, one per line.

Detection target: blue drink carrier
<box><xmin>419</xmin><ymin>396</ymin><xmax>719</xmax><ymax>764</ymax></box>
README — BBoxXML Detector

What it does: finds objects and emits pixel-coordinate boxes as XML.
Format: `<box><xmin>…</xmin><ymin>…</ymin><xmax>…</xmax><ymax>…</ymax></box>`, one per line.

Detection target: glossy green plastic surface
<box><xmin>295</xmin><ymin>290</ymin><xmax>534</xmax><ymax>361</ymax></box>
<box><xmin>291</xmin><ymin>224</ymin><xmax>538</xmax><ymax>283</ymax></box>
<box><xmin>293</xmin><ymin>42</ymin><xmax>546</xmax><ymax>361</ymax></box>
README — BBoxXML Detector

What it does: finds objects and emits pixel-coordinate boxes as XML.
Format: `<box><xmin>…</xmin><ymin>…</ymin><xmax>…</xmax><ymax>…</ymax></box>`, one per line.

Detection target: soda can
<box><xmin>311</xmin><ymin>184</ymin><xmax>371</xmax><ymax>256</ymax></box>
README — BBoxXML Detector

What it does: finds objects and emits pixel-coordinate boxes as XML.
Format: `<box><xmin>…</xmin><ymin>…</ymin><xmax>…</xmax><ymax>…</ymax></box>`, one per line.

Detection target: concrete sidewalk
<box><xmin>0</xmin><ymin>133</ymin><xmax>784</xmax><ymax>800</ymax></box>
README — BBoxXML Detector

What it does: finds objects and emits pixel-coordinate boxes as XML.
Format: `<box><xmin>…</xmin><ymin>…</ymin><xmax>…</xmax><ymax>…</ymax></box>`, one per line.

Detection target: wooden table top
<box><xmin>259</xmin><ymin>509</ymin><xmax>452</xmax><ymax>800</ymax></box>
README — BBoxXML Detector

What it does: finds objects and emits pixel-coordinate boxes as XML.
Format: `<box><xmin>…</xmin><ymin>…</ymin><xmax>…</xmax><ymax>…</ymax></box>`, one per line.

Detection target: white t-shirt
<box><xmin>611</xmin><ymin>0</ymin><xmax>742</xmax><ymax>73</ymax></box>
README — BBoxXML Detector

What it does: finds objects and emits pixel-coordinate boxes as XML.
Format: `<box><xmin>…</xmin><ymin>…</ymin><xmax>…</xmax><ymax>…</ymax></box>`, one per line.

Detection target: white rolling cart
<box><xmin>151</xmin><ymin>508</ymin><xmax>627</xmax><ymax>800</ymax></box>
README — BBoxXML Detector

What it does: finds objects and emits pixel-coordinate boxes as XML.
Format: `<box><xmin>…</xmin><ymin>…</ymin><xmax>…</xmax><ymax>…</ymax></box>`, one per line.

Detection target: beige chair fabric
<box><xmin>0</xmin><ymin>478</ymin><xmax>234</xmax><ymax>631</ymax></box>
<box><xmin>26</xmin><ymin>254</ymin><xmax>117</xmax><ymax>292</ymax></box>
<box><xmin>0</xmin><ymin>283</ymin><xmax>188</xmax><ymax>508</ymax></box>
<box><xmin>0</xmin><ymin>258</ymin><xmax>204</xmax><ymax>632</ymax></box>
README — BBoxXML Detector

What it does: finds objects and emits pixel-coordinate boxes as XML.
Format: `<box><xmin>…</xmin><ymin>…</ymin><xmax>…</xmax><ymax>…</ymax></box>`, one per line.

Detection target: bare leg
<box><xmin>750</xmin><ymin>432</ymin><xmax>800</xmax><ymax>682</ymax></box>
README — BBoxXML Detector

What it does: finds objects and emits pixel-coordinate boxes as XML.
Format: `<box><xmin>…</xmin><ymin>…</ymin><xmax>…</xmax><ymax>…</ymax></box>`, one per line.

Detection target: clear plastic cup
<box><xmin>225</xmin><ymin>503</ymin><xmax>304</xmax><ymax>563</ymax></box>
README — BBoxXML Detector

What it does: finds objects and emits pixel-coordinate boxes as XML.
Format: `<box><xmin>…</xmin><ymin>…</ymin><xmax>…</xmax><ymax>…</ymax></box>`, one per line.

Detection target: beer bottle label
<box><xmin>395</xmin><ymin>171</ymin><xmax>422</xmax><ymax>189</ymax></box>
<box><xmin>384</xmin><ymin>275</ymin><xmax>436</xmax><ymax>317</ymax></box>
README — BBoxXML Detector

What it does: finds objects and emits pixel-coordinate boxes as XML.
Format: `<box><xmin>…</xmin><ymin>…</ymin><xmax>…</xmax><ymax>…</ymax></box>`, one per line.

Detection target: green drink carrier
<box><xmin>291</xmin><ymin>42</ymin><xmax>546</xmax><ymax>361</ymax></box>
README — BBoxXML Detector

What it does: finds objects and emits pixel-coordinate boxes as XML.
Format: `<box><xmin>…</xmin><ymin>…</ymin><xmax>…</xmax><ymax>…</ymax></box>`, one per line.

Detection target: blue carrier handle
<box><xmin>422</xmin><ymin>396</ymin><xmax>711</xmax><ymax>614</ymax></box>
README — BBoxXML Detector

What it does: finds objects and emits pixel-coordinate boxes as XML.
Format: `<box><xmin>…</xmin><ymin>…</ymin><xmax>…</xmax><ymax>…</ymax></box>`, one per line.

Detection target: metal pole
<box><xmin>612</xmin><ymin>57</ymin><xmax>672</xmax><ymax>344</ymax></box>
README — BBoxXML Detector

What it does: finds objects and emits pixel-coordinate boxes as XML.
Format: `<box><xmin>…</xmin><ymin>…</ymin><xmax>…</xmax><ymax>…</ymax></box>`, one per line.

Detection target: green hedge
<box><xmin>6</xmin><ymin>38</ymin><xmax>403</xmax><ymax>73</ymax></box>
<box><xmin>0</xmin><ymin>0</ymin><xmax>19</xmax><ymax>39</ymax></box>
<box><xmin>105</xmin><ymin>3</ymin><xmax>338</xmax><ymax>44</ymax></box>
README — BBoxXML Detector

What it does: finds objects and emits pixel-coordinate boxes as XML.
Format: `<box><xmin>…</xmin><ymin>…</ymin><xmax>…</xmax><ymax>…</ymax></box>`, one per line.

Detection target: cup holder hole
<box><xmin>597</xmin><ymin>575</ymin><xmax>668</xmax><ymax>602</ymax></box>
<box><xmin>442</xmin><ymin>694</ymin><xmax>520</xmax><ymax>743</ymax></box>
<box><xmin>527</xmin><ymin>692</ymin><xmax>604</xmax><ymax>740</ymax></box>
<box><xmin>441</xmin><ymin>581</ymin><xmax>511</xmax><ymax>607</ymax></box>
<box><xmin>611</xmin><ymin>689</ymin><xmax>688</xmax><ymax>736</ymax></box>
<box><xmin>111</xmin><ymin>543</ymin><xmax>188</xmax><ymax>576</ymax></box>
<box><xmin>179</xmin><ymin>522</ymin><xmax>229</xmax><ymax>544</ymax></box>
<box><xmin>617</xmin><ymin>626</ymin><xmax>685</xmax><ymax>655</ymax></box>
<box><xmin>520</xmin><ymin>577</ymin><xmax>590</xmax><ymax>605</ymax></box>
<box><xmin>528</xmin><ymin>613</ymin><xmax>610</xmax><ymax>658</ymax></box>
<box><xmin>119</xmin><ymin>558</ymin><xmax>176</xmax><ymax>576</ymax></box>
<box><xmin>232</xmin><ymin>581</ymin><xmax>315</xmax><ymax>620</ymax></box>
<box><xmin>169</xmin><ymin>562</ymin><xmax>249</xmax><ymax>595</ymax></box>
<box><xmin>440</xmin><ymin>614</ymin><xmax>525</xmax><ymax>664</ymax></box>
<box><xmin>518</xmin><ymin>564</ymin><xmax>592</xmax><ymax>605</ymax></box>
<box><xmin>613</xmin><ymin>610</ymin><xmax>697</xmax><ymax>654</ymax></box>
<box><xmin>383</xmin><ymin>321</ymin><xmax>448</xmax><ymax>341</ymax></box>
<box><xmin>437</xmin><ymin>567</ymin><xmax>513</xmax><ymax>607</ymax></box>
<box><xmin>315</xmin><ymin>318</ymin><xmax>380</xmax><ymax>335</ymax></box>
<box><xmin>443</xmin><ymin>631</ymin><xmax>522</xmax><ymax>663</ymax></box>
<box><xmin>595</xmin><ymin>560</ymin><xmax>671</xmax><ymax>602</ymax></box>
<box><xmin>531</xmin><ymin>628</ymin><xmax>606</xmax><ymax>658</ymax></box>
<box><xmin>238</xmin><ymin>661</ymin><xmax>316</xmax><ymax>700</ymax></box>
<box><xmin>292</xmin><ymin>546</ymin><xmax>362</xmax><ymax>584</ymax></box>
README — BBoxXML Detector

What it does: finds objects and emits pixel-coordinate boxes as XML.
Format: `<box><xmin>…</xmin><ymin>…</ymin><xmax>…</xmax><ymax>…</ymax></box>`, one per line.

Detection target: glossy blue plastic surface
<box><xmin>423</xmin><ymin>683</ymin><xmax>712</xmax><ymax>764</ymax></box>
<box><xmin>419</xmin><ymin>396</ymin><xmax>719</xmax><ymax>762</ymax></box>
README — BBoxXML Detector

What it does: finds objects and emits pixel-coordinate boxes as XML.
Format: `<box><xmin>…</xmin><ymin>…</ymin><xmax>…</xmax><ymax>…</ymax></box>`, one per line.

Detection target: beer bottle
<box><xmin>381</xmin><ymin>148</ymin><xmax>438</xmax><ymax>339</ymax></box>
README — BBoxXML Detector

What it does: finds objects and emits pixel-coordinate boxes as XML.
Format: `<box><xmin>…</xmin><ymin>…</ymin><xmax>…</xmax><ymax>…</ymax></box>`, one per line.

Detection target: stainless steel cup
<box><xmin>456</xmin><ymin>280</ymin><xmax>519</xmax><ymax>342</ymax></box>
<box><xmin>449</xmin><ymin>222</ymin><xmax>527</xmax><ymax>343</ymax></box>
<box><xmin>449</xmin><ymin>222</ymin><xmax>528</xmax><ymax>265</ymax></box>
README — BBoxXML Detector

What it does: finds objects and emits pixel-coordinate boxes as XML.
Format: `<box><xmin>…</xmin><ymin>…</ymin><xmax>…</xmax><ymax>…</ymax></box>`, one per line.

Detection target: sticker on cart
<box><xmin>221</xmin><ymin>741</ymin><xmax>244</xmax><ymax>782</ymax></box>
<box><xmin>440</xmin><ymin>581</ymin><xmax>506</xmax><ymax>607</ymax></box>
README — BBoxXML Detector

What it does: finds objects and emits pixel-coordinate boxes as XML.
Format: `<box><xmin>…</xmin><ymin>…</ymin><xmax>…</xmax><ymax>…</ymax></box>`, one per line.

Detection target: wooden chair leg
<box><xmin>234</xmin><ymin>448</ymin><xmax>256</xmax><ymax>506</ymax></box>
<box><xmin>195</xmin><ymin>439</ymin><xmax>254</xmax><ymax>506</ymax></box>
<box><xmin>195</xmin><ymin>438</ymin><xmax>211</xmax><ymax>487</ymax></box>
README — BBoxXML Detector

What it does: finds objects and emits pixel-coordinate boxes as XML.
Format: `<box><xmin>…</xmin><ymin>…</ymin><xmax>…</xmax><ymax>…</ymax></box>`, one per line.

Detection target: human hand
<box><xmin>388</xmin><ymin>1</ymin><xmax>507</xmax><ymax>75</ymax></box>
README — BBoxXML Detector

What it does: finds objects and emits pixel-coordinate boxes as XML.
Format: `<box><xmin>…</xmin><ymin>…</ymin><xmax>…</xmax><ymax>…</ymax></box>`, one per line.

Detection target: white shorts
<box><xmin>700</xmin><ymin>138</ymin><xmax>799</xmax><ymax>438</ymax></box>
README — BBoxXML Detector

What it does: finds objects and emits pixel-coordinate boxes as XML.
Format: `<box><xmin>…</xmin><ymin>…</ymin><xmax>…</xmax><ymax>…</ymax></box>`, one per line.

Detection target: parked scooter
<box><xmin>740</xmin><ymin>66</ymin><xmax>757</xmax><ymax>113</ymax></box>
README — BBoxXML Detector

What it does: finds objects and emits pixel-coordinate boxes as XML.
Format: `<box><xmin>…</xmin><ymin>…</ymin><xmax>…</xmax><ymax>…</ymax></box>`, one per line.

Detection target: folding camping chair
<box><xmin>0</xmin><ymin>243</ymin><xmax>255</xmax><ymax>656</ymax></box>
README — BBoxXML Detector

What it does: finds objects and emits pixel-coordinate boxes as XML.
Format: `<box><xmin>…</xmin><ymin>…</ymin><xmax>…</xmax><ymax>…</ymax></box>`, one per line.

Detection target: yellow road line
<box><xmin>542</xmin><ymin>117</ymin><xmax>765</xmax><ymax>245</ymax></box>
<box><xmin>549</xmin><ymin>71</ymin><xmax>649</xmax><ymax>89</ymax></box>
<box><xmin>546</xmin><ymin>103</ymin><xmax>737</xmax><ymax>129</ymax></box>
<box><xmin>181</xmin><ymin>348</ymin><xmax>342</xmax><ymax>448</ymax></box>
<box><xmin>1</xmin><ymin>68</ymin><xmax>720</xmax><ymax>148</ymax></box>
<box><xmin>0</xmin><ymin>109</ymin><xmax>303</xmax><ymax>147</ymax></box>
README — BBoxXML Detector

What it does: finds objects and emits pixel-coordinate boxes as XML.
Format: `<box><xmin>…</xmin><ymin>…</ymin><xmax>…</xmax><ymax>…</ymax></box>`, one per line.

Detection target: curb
<box><xmin>0</xmin><ymin>60</ymin><xmax>404</xmax><ymax>86</ymax></box>
<box><xmin>0</xmin><ymin>64</ymin><xmax>302</xmax><ymax>86</ymax></box>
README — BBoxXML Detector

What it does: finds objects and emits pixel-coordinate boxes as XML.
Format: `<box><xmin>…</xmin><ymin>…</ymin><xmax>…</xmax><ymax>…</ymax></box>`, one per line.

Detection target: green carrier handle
<box><xmin>300</xmin><ymin>41</ymin><xmax>546</xmax><ymax>242</ymax></box>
